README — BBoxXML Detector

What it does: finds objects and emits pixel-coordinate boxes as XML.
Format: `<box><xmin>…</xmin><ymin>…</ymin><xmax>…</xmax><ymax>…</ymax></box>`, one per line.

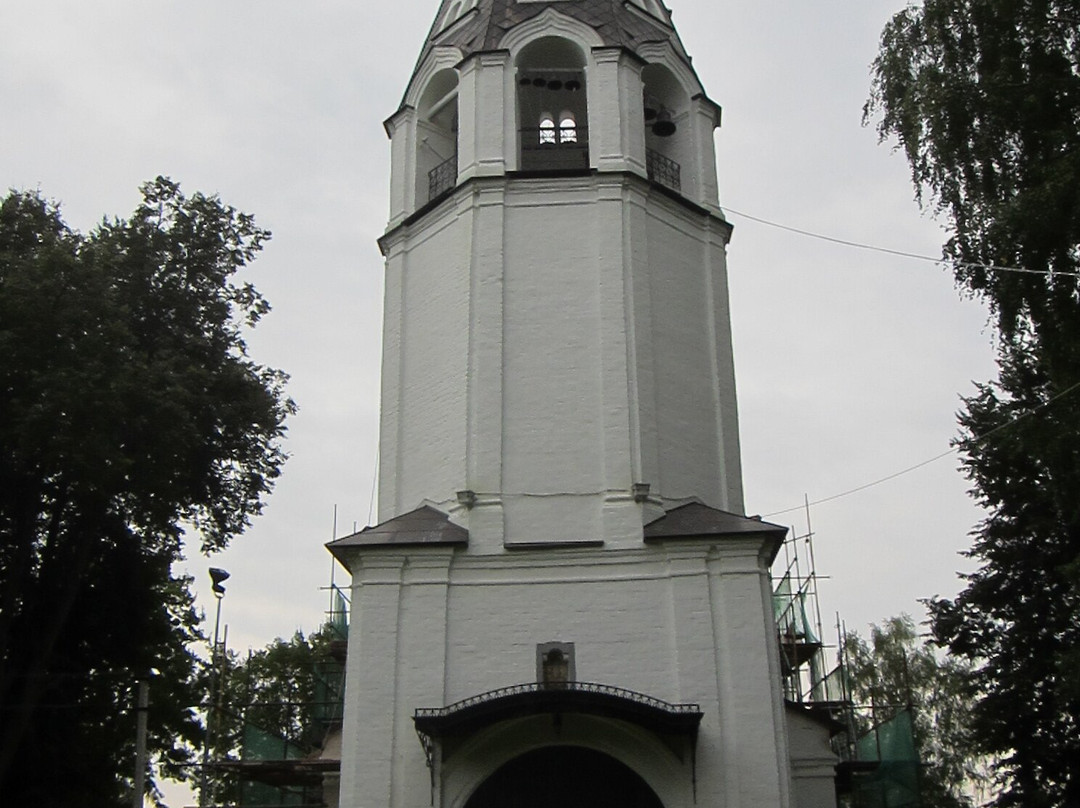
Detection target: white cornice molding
<box><xmin>498</xmin><ymin>7</ymin><xmax>604</xmax><ymax>58</ymax></box>
<box><xmin>404</xmin><ymin>46</ymin><xmax>466</xmax><ymax>110</ymax></box>
<box><xmin>636</xmin><ymin>40</ymin><xmax>705</xmax><ymax>98</ymax></box>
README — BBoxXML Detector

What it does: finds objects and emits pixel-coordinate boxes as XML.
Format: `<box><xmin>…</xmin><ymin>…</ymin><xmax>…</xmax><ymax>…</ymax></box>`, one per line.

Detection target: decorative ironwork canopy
<box><xmin>415</xmin><ymin>681</ymin><xmax>702</xmax><ymax>746</ymax></box>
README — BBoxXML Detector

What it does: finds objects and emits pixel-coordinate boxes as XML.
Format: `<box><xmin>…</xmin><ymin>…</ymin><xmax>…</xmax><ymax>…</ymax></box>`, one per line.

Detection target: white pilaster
<box><xmin>459</xmin><ymin>52</ymin><xmax>510</xmax><ymax>182</ymax></box>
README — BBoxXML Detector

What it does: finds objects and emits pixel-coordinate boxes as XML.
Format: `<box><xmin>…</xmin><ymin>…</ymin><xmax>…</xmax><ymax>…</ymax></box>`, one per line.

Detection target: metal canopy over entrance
<box><xmin>415</xmin><ymin>681</ymin><xmax>702</xmax><ymax>746</ymax></box>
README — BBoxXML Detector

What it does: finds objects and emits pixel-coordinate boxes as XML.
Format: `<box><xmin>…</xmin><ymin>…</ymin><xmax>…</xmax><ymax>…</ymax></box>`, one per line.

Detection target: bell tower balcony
<box><xmin>519</xmin><ymin>124</ymin><xmax>589</xmax><ymax>172</ymax></box>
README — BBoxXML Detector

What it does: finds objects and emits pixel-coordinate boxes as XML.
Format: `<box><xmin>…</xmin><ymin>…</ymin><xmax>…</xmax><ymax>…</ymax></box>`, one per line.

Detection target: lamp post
<box><xmin>199</xmin><ymin>567</ymin><xmax>230</xmax><ymax>808</ymax></box>
<box><xmin>132</xmin><ymin>680</ymin><xmax>149</xmax><ymax>808</ymax></box>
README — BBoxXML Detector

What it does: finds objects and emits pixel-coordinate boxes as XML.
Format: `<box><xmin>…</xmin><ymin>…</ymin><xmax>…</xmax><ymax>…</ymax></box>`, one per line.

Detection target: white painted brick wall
<box><xmin>337</xmin><ymin>542</ymin><xmax>792</xmax><ymax>808</ymax></box>
<box><xmin>377</xmin><ymin>174</ymin><xmax>743</xmax><ymax>540</ymax></box>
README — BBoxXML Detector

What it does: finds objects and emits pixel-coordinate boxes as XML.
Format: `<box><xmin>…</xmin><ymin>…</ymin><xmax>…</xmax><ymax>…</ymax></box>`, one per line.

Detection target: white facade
<box><xmin>378</xmin><ymin>173</ymin><xmax>742</xmax><ymax>547</ymax></box>
<box><xmin>331</xmin><ymin>2</ymin><xmax>837</xmax><ymax>808</ymax></box>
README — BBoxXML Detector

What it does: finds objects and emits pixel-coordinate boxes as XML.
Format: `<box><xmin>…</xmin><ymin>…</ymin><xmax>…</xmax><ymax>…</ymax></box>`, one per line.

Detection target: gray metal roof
<box><xmin>643</xmin><ymin>502</ymin><xmax>787</xmax><ymax>558</ymax></box>
<box><xmin>326</xmin><ymin>505</ymin><xmax>468</xmax><ymax>568</ymax></box>
<box><xmin>404</xmin><ymin>0</ymin><xmax>689</xmax><ymax>107</ymax></box>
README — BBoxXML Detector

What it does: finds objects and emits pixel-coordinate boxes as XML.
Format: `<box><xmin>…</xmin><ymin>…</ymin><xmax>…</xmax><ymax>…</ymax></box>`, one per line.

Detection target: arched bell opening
<box><xmin>416</xmin><ymin>68</ymin><xmax>460</xmax><ymax>204</ymax></box>
<box><xmin>641</xmin><ymin>64</ymin><xmax>691</xmax><ymax>196</ymax></box>
<box><xmin>516</xmin><ymin>37</ymin><xmax>588</xmax><ymax>171</ymax></box>
<box><xmin>464</xmin><ymin>746</ymin><xmax>665</xmax><ymax>808</ymax></box>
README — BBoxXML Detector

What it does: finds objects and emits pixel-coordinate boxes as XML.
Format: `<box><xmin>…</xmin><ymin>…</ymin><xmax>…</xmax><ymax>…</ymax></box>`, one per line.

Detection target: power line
<box><xmin>724</xmin><ymin>207</ymin><xmax>1080</xmax><ymax>279</ymax></box>
<box><xmin>763</xmin><ymin>378</ymin><xmax>1080</xmax><ymax>519</ymax></box>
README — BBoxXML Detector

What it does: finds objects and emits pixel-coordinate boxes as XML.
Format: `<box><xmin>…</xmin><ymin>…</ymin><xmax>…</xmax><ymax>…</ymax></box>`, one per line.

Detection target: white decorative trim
<box><xmin>404</xmin><ymin>46</ymin><xmax>465</xmax><ymax>109</ymax></box>
<box><xmin>498</xmin><ymin>7</ymin><xmax>604</xmax><ymax>58</ymax></box>
<box><xmin>624</xmin><ymin>0</ymin><xmax>673</xmax><ymax>27</ymax></box>
<box><xmin>637</xmin><ymin>40</ymin><xmax>704</xmax><ymax>98</ymax></box>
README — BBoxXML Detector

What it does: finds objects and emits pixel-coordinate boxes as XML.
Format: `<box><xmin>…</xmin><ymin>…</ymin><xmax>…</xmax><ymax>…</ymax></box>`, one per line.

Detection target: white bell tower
<box><xmin>377</xmin><ymin>0</ymin><xmax>743</xmax><ymax>548</ymax></box>
<box><xmin>329</xmin><ymin>2</ymin><xmax>838</xmax><ymax>808</ymax></box>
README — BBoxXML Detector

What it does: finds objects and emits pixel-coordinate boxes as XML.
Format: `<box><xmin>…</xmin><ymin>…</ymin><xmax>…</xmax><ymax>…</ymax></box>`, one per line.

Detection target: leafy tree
<box><xmin>866</xmin><ymin>2</ymin><xmax>1080</xmax><ymax>805</ymax></box>
<box><xmin>844</xmin><ymin>615</ymin><xmax>982</xmax><ymax>808</ymax></box>
<box><xmin>206</xmin><ymin>624</ymin><xmax>346</xmax><ymax>807</ymax></box>
<box><xmin>931</xmin><ymin>345</ymin><xmax>1080</xmax><ymax>808</ymax></box>
<box><xmin>0</xmin><ymin>179</ymin><xmax>294</xmax><ymax>805</ymax></box>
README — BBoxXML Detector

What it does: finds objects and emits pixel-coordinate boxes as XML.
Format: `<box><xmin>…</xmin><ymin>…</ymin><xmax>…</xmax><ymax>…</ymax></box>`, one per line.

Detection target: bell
<box><xmin>652</xmin><ymin>108</ymin><xmax>676</xmax><ymax>137</ymax></box>
<box><xmin>532</xmin><ymin>77</ymin><xmax>547</xmax><ymax>87</ymax></box>
<box><xmin>520</xmin><ymin>77</ymin><xmax>532</xmax><ymax>86</ymax></box>
<box><xmin>548</xmin><ymin>79</ymin><xmax>563</xmax><ymax>91</ymax></box>
<box><xmin>564</xmin><ymin>79</ymin><xmax>581</xmax><ymax>91</ymax></box>
<box><xmin>643</xmin><ymin>106</ymin><xmax>658</xmax><ymax>121</ymax></box>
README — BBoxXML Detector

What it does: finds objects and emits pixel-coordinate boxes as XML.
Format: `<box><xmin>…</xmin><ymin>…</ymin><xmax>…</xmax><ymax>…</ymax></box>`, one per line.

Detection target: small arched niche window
<box><xmin>539</xmin><ymin>112</ymin><xmax>557</xmax><ymax>145</ymax></box>
<box><xmin>537</xmin><ymin>642</ymin><xmax>575</xmax><ymax>688</ymax></box>
<box><xmin>559</xmin><ymin>111</ymin><xmax>577</xmax><ymax>143</ymax></box>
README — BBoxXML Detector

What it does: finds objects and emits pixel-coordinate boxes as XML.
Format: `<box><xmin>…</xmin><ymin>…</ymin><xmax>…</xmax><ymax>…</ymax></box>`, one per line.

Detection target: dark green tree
<box><xmin>844</xmin><ymin>615</ymin><xmax>981</xmax><ymax>808</ymax></box>
<box><xmin>207</xmin><ymin>624</ymin><xmax>345</xmax><ymax>807</ymax></box>
<box><xmin>866</xmin><ymin>2</ymin><xmax>1080</xmax><ymax>805</ymax></box>
<box><xmin>0</xmin><ymin>179</ymin><xmax>294</xmax><ymax>805</ymax></box>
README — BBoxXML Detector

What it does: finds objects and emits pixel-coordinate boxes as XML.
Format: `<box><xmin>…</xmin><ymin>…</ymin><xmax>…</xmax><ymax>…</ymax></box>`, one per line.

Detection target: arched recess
<box><xmin>429</xmin><ymin>702</ymin><xmax>697</xmax><ymax>808</ymax></box>
<box><xmin>465</xmin><ymin>746</ymin><xmax>665</xmax><ymax>808</ymax></box>
<box><xmin>415</xmin><ymin>68</ymin><xmax>460</xmax><ymax>204</ymax></box>
<box><xmin>515</xmin><ymin>36</ymin><xmax>589</xmax><ymax>171</ymax></box>
<box><xmin>641</xmin><ymin>63</ymin><xmax>693</xmax><ymax>197</ymax></box>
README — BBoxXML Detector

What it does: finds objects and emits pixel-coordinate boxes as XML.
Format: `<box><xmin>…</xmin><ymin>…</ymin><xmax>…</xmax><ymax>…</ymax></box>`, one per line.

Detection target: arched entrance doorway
<box><xmin>464</xmin><ymin>746</ymin><xmax>664</xmax><ymax>808</ymax></box>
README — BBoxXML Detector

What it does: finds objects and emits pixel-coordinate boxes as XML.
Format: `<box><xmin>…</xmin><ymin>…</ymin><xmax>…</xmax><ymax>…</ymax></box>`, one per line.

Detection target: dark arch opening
<box><xmin>464</xmin><ymin>746</ymin><xmax>664</xmax><ymax>808</ymax></box>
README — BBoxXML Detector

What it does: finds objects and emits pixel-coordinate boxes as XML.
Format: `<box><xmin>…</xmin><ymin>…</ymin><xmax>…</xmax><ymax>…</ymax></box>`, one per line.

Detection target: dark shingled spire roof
<box><xmin>403</xmin><ymin>0</ymin><xmax>690</xmax><ymax>107</ymax></box>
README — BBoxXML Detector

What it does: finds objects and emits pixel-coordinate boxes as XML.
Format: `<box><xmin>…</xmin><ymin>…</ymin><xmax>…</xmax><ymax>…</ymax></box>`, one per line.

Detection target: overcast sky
<box><xmin>3</xmin><ymin>0</ymin><xmax>996</xmax><ymax>737</ymax></box>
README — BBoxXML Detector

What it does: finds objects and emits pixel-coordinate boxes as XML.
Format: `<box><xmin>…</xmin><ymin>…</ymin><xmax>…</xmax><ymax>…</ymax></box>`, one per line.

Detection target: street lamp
<box><xmin>199</xmin><ymin>568</ymin><xmax>230</xmax><ymax>808</ymax></box>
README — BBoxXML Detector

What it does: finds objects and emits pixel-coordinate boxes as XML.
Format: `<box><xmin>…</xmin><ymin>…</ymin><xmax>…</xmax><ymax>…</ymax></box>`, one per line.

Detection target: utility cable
<box><xmin>763</xmin><ymin>377</ymin><xmax>1080</xmax><ymax>519</ymax></box>
<box><xmin>723</xmin><ymin>207</ymin><xmax>1080</xmax><ymax>279</ymax></box>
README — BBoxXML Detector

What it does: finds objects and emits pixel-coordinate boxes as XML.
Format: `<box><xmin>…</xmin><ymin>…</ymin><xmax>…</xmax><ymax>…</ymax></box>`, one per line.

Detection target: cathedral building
<box><xmin>327</xmin><ymin>2</ymin><xmax>838</xmax><ymax>806</ymax></box>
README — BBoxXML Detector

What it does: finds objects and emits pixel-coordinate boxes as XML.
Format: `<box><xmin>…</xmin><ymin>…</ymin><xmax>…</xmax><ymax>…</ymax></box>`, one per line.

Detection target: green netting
<box><xmin>811</xmin><ymin>663</ymin><xmax>849</xmax><ymax>703</ymax></box>
<box><xmin>773</xmin><ymin>573</ymin><xmax>792</xmax><ymax>620</ymax></box>
<box><xmin>239</xmin><ymin>779</ymin><xmax>308</xmax><ymax>807</ymax></box>
<box><xmin>328</xmin><ymin>587</ymin><xmax>349</xmax><ymax>641</ymax></box>
<box><xmin>237</xmin><ymin>724</ymin><xmax>318</xmax><ymax>807</ymax></box>
<box><xmin>773</xmin><ymin>573</ymin><xmax>818</xmax><ymax>644</ymax></box>
<box><xmin>312</xmin><ymin>660</ymin><xmax>345</xmax><ymax>727</ymax></box>
<box><xmin>242</xmin><ymin>721</ymin><xmax>306</xmax><ymax>761</ymax></box>
<box><xmin>851</xmin><ymin>710</ymin><xmax>921</xmax><ymax>808</ymax></box>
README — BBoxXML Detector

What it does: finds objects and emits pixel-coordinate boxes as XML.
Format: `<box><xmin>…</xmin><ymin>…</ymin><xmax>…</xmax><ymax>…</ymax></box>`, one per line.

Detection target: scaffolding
<box><xmin>208</xmin><ymin>584</ymin><xmax>350</xmax><ymax>808</ymax></box>
<box><xmin>771</xmin><ymin>505</ymin><xmax>923</xmax><ymax>808</ymax></box>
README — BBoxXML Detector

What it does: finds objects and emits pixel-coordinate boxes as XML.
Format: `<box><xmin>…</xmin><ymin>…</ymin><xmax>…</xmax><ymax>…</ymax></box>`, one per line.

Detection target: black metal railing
<box><xmin>428</xmin><ymin>153</ymin><xmax>457</xmax><ymax>200</ymax></box>
<box><xmin>520</xmin><ymin>126</ymin><xmax>590</xmax><ymax>171</ymax></box>
<box><xmin>646</xmin><ymin>147</ymin><xmax>681</xmax><ymax>192</ymax></box>
<box><xmin>415</xmin><ymin>680</ymin><xmax>701</xmax><ymax>719</ymax></box>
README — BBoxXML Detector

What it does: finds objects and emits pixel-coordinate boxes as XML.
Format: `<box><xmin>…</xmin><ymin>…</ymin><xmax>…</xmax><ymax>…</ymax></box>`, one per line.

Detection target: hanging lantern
<box><xmin>564</xmin><ymin>79</ymin><xmax>581</xmax><ymax>91</ymax></box>
<box><xmin>548</xmin><ymin>79</ymin><xmax>563</xmax><ymax>91</ymax></box>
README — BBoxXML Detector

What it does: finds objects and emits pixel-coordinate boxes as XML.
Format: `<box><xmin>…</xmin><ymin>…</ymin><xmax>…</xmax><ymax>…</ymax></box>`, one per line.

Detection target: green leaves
<box><xmin>868</xmin><ymin>3</ymin><xmax>1080</xmax><ymax>805</ymax></box>
<box><xmin>868</xmin><ymin>0</ymin><xmax>1080</xmax><ymax>338</ymax></box>
<box><xmin>844</xmin><ymin>616</ymin><xmax>980</xmax><ymax>808</ymax></box>
<box><xmin>0</xmin><ymin>179</ymin><xmax>293</xmax><ymax>804</ymax></box>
